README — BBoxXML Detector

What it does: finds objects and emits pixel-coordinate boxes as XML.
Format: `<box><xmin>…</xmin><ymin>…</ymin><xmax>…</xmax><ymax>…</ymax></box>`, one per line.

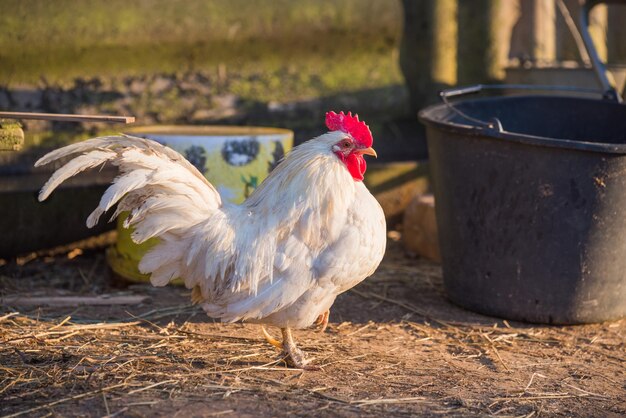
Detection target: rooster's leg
<box><xmin>313</xmin><ymin>310</ymin><xmax>330</xmax><ymax>333</ymax></box>
<box><xmin>280</xmin><ymin>328</ymin><xmax>319</xmax><ymax>370</ymax></box>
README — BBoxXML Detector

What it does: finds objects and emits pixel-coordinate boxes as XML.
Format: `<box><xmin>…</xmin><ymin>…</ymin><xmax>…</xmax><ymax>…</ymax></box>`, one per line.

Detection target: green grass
<box><xmin>0</xmin><ymin>0</ymin><xmax>399</xmax><ymax>48</ymax></box>
<box><xmin>0</xmin><ymin>0</ymin><xmax>402</xmax><ymax>96</ymax></box>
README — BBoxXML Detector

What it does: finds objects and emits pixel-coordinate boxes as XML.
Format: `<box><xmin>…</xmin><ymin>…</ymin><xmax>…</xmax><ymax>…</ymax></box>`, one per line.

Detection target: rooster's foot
<box><xmin>281</xmin><ymin>345</ymin><xmax>319</xmax><ymax>370</ymax></box>
<box><xmin>313</xmin><ymin>310</ymin><xmax>330</xmax><ymax>333</ymax></box>
<box><xmin>281</xmin><ymin>328</ymin><xmax>319</xmax><ymax>370</ymax></box>
<box><xmin>261</xmin><ymin>326</ymin><xmax>319</xmax><ymax>370</ymax></box>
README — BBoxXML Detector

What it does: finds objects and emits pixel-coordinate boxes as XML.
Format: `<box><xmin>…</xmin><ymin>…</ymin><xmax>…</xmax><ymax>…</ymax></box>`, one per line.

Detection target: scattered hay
<box><xmin>1</xmin><ymin>240</ymin><xmax>624</xmax><ymax>417</ymax></box>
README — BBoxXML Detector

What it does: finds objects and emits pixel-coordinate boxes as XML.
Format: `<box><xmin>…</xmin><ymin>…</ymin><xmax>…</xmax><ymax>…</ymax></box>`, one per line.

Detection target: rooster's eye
<box><xmin>342</xmin><ymin>141</ymin><xmax>351</xmax><ymax>148</ymax></box>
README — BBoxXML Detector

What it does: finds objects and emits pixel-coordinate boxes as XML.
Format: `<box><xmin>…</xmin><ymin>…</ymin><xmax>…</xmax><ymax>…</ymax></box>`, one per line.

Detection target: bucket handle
<box><xmin>439</xmin><ymin>84</ymin><xmax>609</xmax><ymax>133</ymax></box>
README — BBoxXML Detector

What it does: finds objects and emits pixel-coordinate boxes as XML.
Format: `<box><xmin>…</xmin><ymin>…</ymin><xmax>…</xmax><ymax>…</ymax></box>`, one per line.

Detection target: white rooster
<box><xmin>37</xmin><ymin>111</ymin><xmax>386</xmax><ymax>369</ymax></box>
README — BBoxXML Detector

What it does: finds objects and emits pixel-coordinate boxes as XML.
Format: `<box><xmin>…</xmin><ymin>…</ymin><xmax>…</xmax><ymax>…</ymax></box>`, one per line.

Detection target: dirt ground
<box><xmin>1</xmin><ymin>236</ymin><xmax>624</xmax><ymax>417</ymax></box>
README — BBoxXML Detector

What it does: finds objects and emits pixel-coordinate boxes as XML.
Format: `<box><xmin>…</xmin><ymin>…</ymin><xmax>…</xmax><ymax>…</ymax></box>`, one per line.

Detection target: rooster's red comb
<box><xmin>325</xmin><ymin>111</ymin><xmax>373</xmax><ymax>147</ymax></box>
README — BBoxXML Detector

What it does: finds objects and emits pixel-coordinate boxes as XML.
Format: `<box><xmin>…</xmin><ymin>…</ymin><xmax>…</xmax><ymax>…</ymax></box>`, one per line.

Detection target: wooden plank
<box><xmin>0</xmin><ymin>111</ymin><xmax>135</xmax><ymax>124</ymax></box>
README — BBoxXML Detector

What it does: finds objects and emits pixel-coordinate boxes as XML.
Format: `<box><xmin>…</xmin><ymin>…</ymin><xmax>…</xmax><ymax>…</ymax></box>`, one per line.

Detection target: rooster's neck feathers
<box><xmin>244</xmin><ymin>131</ymin><xmax>356</xmax><ymax>213</ymax></box>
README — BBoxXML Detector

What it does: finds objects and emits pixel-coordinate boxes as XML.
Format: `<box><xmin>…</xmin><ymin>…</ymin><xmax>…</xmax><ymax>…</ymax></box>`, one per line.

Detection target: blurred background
<box><xmin>1</xmin><ymin>0</ymin><xmax>625</xmax><ymax>257</ymax></box>
<box><xmin>1</xmin><ymin>0</ymin><xmax>625</xmax><ymax>150</ymax></box>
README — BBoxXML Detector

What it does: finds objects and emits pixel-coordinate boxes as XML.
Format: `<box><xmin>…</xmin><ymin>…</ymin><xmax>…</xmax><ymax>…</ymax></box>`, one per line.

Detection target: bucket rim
<box><xmin>418</xmin><ymin>95</ymin><xmax>626</xmax><ymax>154</ymax></box>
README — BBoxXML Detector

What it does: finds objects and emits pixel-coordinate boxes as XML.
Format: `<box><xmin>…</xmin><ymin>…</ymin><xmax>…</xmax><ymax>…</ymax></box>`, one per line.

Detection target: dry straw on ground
<box><xmin>1</xmin><ymin>238</ymin><xmax>624</xmax><ymax>417</ymax></box>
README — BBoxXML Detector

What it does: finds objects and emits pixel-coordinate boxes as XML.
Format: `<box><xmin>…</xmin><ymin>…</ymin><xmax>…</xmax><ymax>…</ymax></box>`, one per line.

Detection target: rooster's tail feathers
<box><xmin>37</xmin><ymin>133</ymin><xmax>222</xmax><ymax>245</ymax></box>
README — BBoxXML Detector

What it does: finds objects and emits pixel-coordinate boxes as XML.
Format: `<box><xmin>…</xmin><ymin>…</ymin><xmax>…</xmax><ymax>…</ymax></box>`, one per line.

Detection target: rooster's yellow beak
<box><xmin>357</xmin><ymin>147</ymin><xmax>377</xmax><ymax>158</ymax></box>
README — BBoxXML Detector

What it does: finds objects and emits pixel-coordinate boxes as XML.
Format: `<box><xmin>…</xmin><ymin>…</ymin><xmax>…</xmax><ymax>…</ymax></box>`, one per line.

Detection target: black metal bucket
<box><xmin>419</xmin><ymin>94</ymin><xmax>626</xmax><ymax>324</ymax></box>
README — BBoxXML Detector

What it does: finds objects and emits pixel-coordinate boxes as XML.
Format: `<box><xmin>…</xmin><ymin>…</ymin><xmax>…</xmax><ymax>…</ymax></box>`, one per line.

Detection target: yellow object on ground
<box><xmin>0</xmin><ymin>120</ymin><xmax>24</xmax><ymax>151</ymax></box>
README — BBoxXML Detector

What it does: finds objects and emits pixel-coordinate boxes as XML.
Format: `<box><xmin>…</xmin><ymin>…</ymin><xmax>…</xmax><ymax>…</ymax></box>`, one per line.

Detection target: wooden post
<box><xmin>457</xmin><ymin>0</ymin><xmax>512</xmax><ymax>84</ymax></box>
<box><xmin>399</xmin><ymin>0</ymin><xmax>457</xmax><ymax>114</ymax></box>
<box><xmin>530</xmin><ymin>0</ymin><xmax>557</xmax><ymax>63</ymax></box>
<box><xmin>588</xmin><ymin>3</ymin><xmax>608</xmax><ymax>63</ymax></box>
<box><xmin>607</xmin><ymin>4</ymin><xmax>626</xmax><ymax>65</ymax></box>
<box><xmin>0</xmin><ymin>120</ymin><xmax>24</xmax><ymax>151</ymax></box>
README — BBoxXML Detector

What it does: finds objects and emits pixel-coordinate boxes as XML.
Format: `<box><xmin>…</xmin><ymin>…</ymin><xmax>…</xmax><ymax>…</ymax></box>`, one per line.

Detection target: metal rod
<box><xmin>0</xmin><ymin>111</ymin><xmax>135</xmax><ymax>124</ymax></box>
<box><xmin>555</xmin><ymin>0</ymin><xmax>590</xmax><ymax>65</ymax></box>
<box><xmin>579</xmin><ymin>0</ymin><xmax>622</xmax><ymax>102</ymax></box>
